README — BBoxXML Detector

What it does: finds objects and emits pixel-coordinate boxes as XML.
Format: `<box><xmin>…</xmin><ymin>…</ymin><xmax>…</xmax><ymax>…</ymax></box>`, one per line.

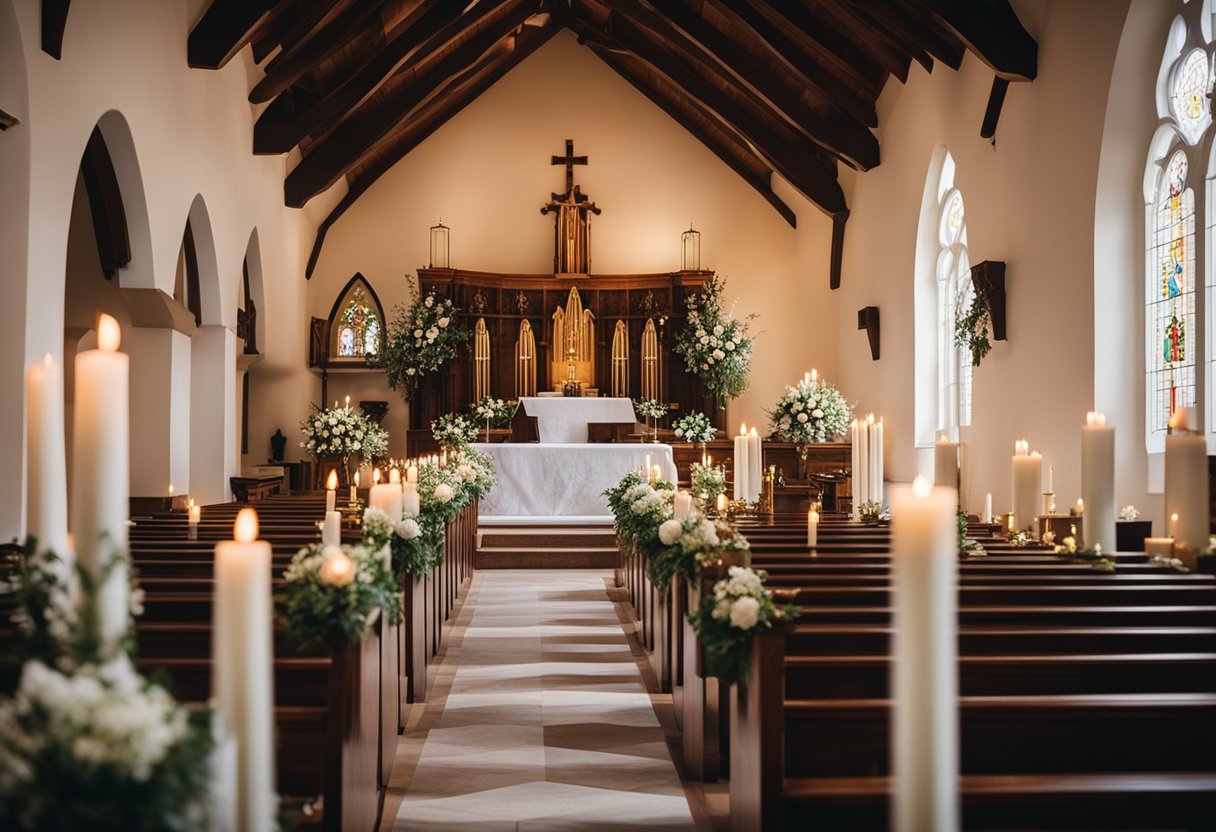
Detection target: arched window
<box><xmin>327</xmin><ymin>273</ymin><xmax>385</xmax><ymax>362</ymax></box>
<box><xmin>1145</xmin><ymin>9</ymin><xmax>1213</xmax><ymax>452</ymax></box>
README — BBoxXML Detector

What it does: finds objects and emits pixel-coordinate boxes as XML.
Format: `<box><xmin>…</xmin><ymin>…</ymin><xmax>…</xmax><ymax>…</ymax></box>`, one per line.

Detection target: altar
<box><xmin>473</xmin><ymin>442</ymin><xmax>677</xmax><ymax>519</ymax></box>
<box><xmin>518</xmin><ymin>396</ymin><xmax>636</xmax><ymax>443</ymax></box>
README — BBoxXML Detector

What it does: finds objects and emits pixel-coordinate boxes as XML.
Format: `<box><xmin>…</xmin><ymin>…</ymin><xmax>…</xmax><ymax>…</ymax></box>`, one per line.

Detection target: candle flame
<box><xmin>1172</xmin><ymin>512</ymin><xmax>1179</xmax><ymax>523</ymax></box>
<box><xmin>811</xmin><ymin>368</ymin><xmax>818</xmax><ymax>383</ymax></box>
<box><xmin>234</xmin><ymin>508</ymin><xmax>258</xmax><ymax>543</ymax></box>
<box><xmin>345</xmin><ymin>395</ymin><xmax>350</xmax><ymax>408</ymax></box>
<box><xmin>43</xmin><ymin>352</ymin><xmax>54</xmax><ymax>368</ymax></box>
<box><xmin>938</xmin><ymin>434</ymin><xmax>949</xmax><ymax>444</ymax></box>
<box><xmin>911</xmin><ymin>476</ymin><xmax>931</xmax><ymax>498</ymax></box>
<box><xmin>168</xmin><ymin>483</ymin><xmax>175</xmax><ymax>496</ymax></box>
<box><xmin>739</xmin><ymin>422</ymin><xmax>747</xmax><ymax>435</ymax></box>
<box><xmin>1086</xmin><ymin>411</ymin><xmax>1107</xmax><ymax>427</ymax></box>
<box><xmin>748</xmin><ymin>426</ymin><xmax>758</xmax><ymax>437</ymax></box>
<box><xmin>97</xmin><ymin>313</ymin><xmax>121</xmax><ymax>352</ymax></box>
<box><xmin>326</xmin><ymin>469</ymin><xmax>339</xmax><ymax>490</ymax></box>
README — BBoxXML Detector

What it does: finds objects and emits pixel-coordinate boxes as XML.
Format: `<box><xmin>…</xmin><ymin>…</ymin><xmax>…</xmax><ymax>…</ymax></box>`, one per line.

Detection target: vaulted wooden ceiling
<box><xmin>186</xmin><ymin>0</ymin><xmax>1037</xmax><ymax>280</ymax></box>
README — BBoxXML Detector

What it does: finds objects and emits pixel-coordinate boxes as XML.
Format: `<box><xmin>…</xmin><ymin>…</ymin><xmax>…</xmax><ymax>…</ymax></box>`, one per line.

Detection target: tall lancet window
<box><xmin>1145</xmin><ymin>7</ymin><xmax>1213</xmax><ymax>451</ymax></box>
<box><xmin>328</xmin><ymin>274</ymin><xmax>385</xmax><ymax>362</ymax></box>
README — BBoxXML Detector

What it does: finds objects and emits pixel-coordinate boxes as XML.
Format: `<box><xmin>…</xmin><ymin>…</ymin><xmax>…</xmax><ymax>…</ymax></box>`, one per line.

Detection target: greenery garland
<box><xmin>953</xmin><ymin>287</ymin><xmax>992</xmax><ymax>367</ymax></box>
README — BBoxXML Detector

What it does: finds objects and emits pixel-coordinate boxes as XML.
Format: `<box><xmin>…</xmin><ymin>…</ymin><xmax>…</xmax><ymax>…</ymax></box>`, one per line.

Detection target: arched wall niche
<box><xmin>91</xmin><ymin>110</ymin><xmax>154</xmax><ymax>293</ymax></box>
<box><xmin>241</xmin><ymin>227</ymin><xmax>266</xmax><ymax>354</ymax></box>
<box><xmin>327</xmin><ymin>273</ymin><xmax>386</xmax><ymax>363</ymax></box>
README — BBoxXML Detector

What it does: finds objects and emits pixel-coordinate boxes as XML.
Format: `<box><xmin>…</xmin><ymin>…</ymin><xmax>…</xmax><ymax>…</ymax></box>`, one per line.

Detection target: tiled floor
<box><xmin>385</xmin><ymin>570</ymin><xmax>699</xmax><ymax>831</ymax></box>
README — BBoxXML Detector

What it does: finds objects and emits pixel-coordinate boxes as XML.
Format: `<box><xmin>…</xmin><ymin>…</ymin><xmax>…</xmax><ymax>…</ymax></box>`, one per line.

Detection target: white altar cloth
<box><xmin>518</xmin><ymin>396</ymin><xmax>637</xmax><ymax>444</ymax></box>
<box><xmin>473</xmin><ymin>443</ymin><xmax>677</xmax><ymax>518</ymax></box>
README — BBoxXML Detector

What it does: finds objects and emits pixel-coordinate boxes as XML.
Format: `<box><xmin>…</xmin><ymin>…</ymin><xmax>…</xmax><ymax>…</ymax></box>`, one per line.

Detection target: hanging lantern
<box><xmin>681</xmin><ymin>223</ymin><xmax>701</xmax><ymax>271</ymax></box>
<box><xmin>429</xmin><ymin>219</ymin><xmax>450</xmax><ymax>269</ymax></box>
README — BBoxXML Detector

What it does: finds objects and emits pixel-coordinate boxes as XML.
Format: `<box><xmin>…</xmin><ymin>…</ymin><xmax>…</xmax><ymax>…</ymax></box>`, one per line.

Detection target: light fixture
<box><xmin>429</xmin><ymin>219</ymin><xmax>450</xmax><ymax>269</ymax></box>
<box><xmin>681</xmin><ymin>223</ymin><xmax>701</xmax><ymax>271</ymax></box>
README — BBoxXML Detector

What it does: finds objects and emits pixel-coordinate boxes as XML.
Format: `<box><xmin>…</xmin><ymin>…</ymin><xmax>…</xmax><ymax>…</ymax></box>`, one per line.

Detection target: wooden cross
<box><xmin>551</xmin><ymin>139</ymin><xmax>587</xmax><ymax>192</ymax></box>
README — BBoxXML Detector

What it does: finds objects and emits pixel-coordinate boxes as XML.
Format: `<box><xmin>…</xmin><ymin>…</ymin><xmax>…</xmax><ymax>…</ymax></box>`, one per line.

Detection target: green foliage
<box><xmin>374</xmin><ymin>284</ymin><xmax>468</xmax><ymax>398</ymax></box>
<box><xmin>674</xmin><ymin>275</ymin><xmax>756</xmax><ymax>408</ymax></box>
<box><xmin>671</xmin><ymin>411</ymin><xmax>718</xmax><ymax>443</ymax></box>
<box><xmin>688</xmin><ymin>567</ymin><xmax>794</xmax><ymax>686</ymax></box>
<box><xmin>689</xmin><ymin>463</ymin><xmax>726</xmax><ymax>503</ymax></box>
<box><xmin>954</xmin><ymin>289</ymin><xmax>992</xmax><ymax>367</ymax></box>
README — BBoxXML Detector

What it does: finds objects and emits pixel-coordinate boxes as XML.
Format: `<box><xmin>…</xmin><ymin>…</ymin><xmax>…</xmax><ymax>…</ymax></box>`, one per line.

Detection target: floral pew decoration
<box><xmin>603</xmin><ymin>469</ymin><xmax>676</xmax><ymax>559</ymax></box>
<box><xmin>689</xmin><ymin>462</ymin><xmax>727</xmax><ymax>506</ymax></box>
<box><xmin>0</xmin><ymin>538</ymin><xmax>214</xmax><ymax>830</ymax></box>
<box><xmin>689</xmin><ymin>566</ymin><xmax>796</xmax><ymax>686</ymax></box>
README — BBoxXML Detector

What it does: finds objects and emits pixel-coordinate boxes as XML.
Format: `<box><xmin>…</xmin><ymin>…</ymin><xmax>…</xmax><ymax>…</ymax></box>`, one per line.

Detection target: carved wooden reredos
<box><xmin>413</xmin><ymin>268</ymin><xmax>719</xmax><ymax>430</ymax></box>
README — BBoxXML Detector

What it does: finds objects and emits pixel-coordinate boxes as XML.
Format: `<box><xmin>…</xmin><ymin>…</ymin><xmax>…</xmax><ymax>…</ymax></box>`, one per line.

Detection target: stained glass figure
<box><xmin>335</xmin><ymin>286</ymin><xmax>381</xmax><ymax>358</ymax></box>
<box><xmin>1171</xmin><ymin>49</ymin><xmax>1212</xmax><ymax>145</ymax></box>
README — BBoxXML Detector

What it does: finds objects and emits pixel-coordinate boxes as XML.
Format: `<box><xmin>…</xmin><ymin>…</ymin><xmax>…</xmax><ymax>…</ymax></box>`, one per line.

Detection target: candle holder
<box><xmin>756</xmin><ymin>465</ymin><xmax>777</xmax><ymax>516</ymax></box>
<box><xmin>1042</xmin><ymin>491</ymin><xmax>1055</xmax><ymax>517</ymax></box>
<box><xmin>342</xmin><ymin>503</ymin><xmax>364</xmax><ymax>529</ymax></box>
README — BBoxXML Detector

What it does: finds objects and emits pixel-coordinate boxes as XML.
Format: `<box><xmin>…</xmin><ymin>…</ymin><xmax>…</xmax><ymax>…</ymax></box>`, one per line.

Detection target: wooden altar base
<box><xmin>475</xmin><ymin>520</ymin><xmax>620</xmax><ymax>569</ymax></box>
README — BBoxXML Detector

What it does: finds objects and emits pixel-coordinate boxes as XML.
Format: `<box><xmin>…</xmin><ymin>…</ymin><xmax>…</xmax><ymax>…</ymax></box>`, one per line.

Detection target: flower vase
<box><xmin>797</xmin><ymin>443</ymin><xmax>810</xmax><ymax>480</ymax></box>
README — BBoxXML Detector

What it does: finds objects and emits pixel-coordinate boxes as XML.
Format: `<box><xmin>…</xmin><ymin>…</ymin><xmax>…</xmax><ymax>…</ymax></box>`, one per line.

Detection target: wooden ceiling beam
<box><xmin>250</xmin><ymin>0</ymin><xmax>389</xmax><ymax>103</ymax></box>
<box><xmin>829</xmin><ymin>1</ymin><xmax>933</xmax><ymax>74</ymax></box>
<box><xmin>41</xmin><ymin>0</ymin><xmax>70</xmax><ymax>60</ymax></box>
<box><xmin>806</xmin><ymin>1</ymin><xmax>913</xmax><ymax>84</ymax></box>
<box><xmin>857</xmin><ymin>0</ymin><xmax>965</xmax><ymax>70</ymax></box>
<box><xmin>649</xmin><ymin>0</ymin><xmax>880</xmax><ymax>157</ymax></box>
<box><xmin>285</xmin><ymin>1</ymin><xmax>536</xmax><ymax>207</ymax></box>
<box><xmin>187</xmin><ymin>0</ymin><xmax>279</xmax><ymax>70</ymax></box>
<box><xmin>306</xmin><ymin>23</ymin><xmax>561</xmax><ymax>278</ymax></box>
<box><xmin>254</xmin><ymin>0</ymin><xmax>466</xmax><ymax>154</ymax></box>
<box><xmin>921</xmin><ymin>0</ymin><xmax>1037</xmax><ymax>81</ymax></box>
<box><xmin>588</xmin><ymin>46</ymin><xmax>796</xmax><ymax>227</ymax></box>
<box><xmin>249</xmin><ymin>1</ymin><xmax>303</xmax><ymax>64</ymax></box>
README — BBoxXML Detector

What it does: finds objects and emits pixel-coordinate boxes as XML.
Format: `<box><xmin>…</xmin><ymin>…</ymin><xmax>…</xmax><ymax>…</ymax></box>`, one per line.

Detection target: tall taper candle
<box><xmin>872</xmin><ymin>416</ymin><xmax>884</xmax><ymax>505</ymax></box>
<box><xmin>807</xmin><ymin>508</ymin><xmax>819</xmax><ymax>548</ymax></box>
<box><xmin>402</xmin><ymin>481</ymin><xmax>420</xmax><ymax>516</ymax></box>
<box><xmin>71</xmin><ymin>313</ymin><xmax>129</xmax><ymax>647</ymax></box>
<box><xmin>1164</xmin><ymin>409</ymin><xmax>1209</xmax><ymax>558</ymax></box>
<box><xmin>933</xmin><ymin>434</ymin><xmax>959</xmax><ymax>492</ymax></box>
<box><xmin>213</xmin><ymin>508</ymin><xmax>275</xmax><ymax>832</ymax></box>
<box><xmin>321</xmin><ymin>510</ymin><xmax>341</xmax><ymax>546</ymax></box>
<box><xmin>26</xmin><ymin>353</ymin><xmax>69</xmax><ymax>556</ymax></box>
<box><xmin>857</xmin><ymin>419</ymin><xmax>870</xmax><ymax>511</ymax></box>
<box><xmin>325</xmin><ymin>469</ymin><xmax>338</xmax><ymax>513</ymax></box>
<box><xmin>1081</xmin><ymin>412</ymin><xmax>1115</xmax><ymax>552</ymax></box>
<box><xmin>983</xmin><ymin>493</ymin><xmax>993</xmax><ymax>524</ymax></box>
<box><xmin>890</xmin><ymin>477</ymin><xmax>959</xmax><ymax>832</ymax></box>
<box><xmin>747</xmin><ymin>427</ymin><xmax>763</xmax><ymax>503</ymax></box>
<box><xmin>850</xmin><ymin>419</ymin><xmax>861</xmax><ymax>521</ymax></box>
<box><xmin>734</xmin><ymin>425</ymin><xmax>750</xmax><ymax>502</ymax></box>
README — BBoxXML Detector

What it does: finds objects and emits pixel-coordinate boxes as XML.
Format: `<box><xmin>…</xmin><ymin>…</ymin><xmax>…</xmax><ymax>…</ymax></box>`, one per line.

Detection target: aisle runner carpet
<box><xmin>392</xmin><ymin>570</ymin><xmax>696</xmax><ymax>831</ymax></box>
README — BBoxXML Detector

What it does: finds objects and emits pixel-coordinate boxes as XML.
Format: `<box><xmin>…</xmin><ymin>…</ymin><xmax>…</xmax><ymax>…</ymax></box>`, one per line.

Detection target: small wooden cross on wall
<box><xmin>551</xmin><ymin>139</ymin><xmax>587</xmax><ymax>192</ymax></box>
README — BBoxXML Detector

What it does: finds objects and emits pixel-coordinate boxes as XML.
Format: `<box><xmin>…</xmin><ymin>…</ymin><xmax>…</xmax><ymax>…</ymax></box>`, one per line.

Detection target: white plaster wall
<box><xmin>4</xmin><ymin>0</ymin><xmax>315</xmax><ymax>537</ymax></box>
<box><xmin>835</xmin><ymin>0</ymin><xmax>1131</xmax><ymax>516</ymax></box>
<box><xmin>310</xmin><ymin>30</ymin><xmax>838</xmax><ymax>456</ymax></box>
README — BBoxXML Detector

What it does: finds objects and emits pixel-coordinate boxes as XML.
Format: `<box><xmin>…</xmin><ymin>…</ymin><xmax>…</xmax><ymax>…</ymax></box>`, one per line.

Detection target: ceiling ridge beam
<box><xmin>188</xmin><ymin>0</ymin><xmax>278</xmax><ymax>70</ymax></box>
<box><xmin>285</xmin><ymin>1</ymin><xmax>536</xmax><ymax>207</ymax></box>
<box><xmin>922</xmin><ymin>0</ymin><xmax>1037</xmax><ymax>81</ymax></box>
<box><xmin>306</xmin><ymin>23</ymin><xmax>561</xmax><ymax>278</ymax></box>
<box><xmin>253</xmin><ymin>0</ymin><xmax>469</xmax><ymax>155</ymax></box>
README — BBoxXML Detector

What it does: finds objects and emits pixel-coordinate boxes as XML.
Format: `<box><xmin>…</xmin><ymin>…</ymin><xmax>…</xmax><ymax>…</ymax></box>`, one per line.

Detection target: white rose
<box><xmin>812</xmin><ymin>409</ymin><xmax>824</xmax><ymax>419</ymax></box>
<box><xmin>396</xmin><ymin>518</ymin><xmax>422</xmax><ymax>540</ymax></box>
<box><xmin>425</xmin><ymin>296</ymin><xmax>434</xmax><ymax>307</ymax></box>
<box><xmin>700</xmin><ymin>335</ymin><xmax>709</xmax><ymax>345</ymax></box>
<box><xmin>434</xmin><ymin>483</ymin><xmax>454</xmax><ymax>503</ymax></box>
<box><xmin>674</xmin><ymin>427</ymin><xmax>684</xmax><ymax>437</ymax></box>
<box><xmin>713</xmin><ymin>325</ymin><xmax>724</xmax><ymax>335</ymax></box>
<box><xmin>797</xmin><ymin>412</ymin><xmax>809</xmax><ymax>423</ymax></box>
<box><xmin>729</xmin><ymin>596</ymin><xmax>760</xmax><ymax>630</ymax></box>
<box><xmin>725</xmin><ymin>341</ymin><xmax>735</xmax><ymax>350</ymax></box>
<box><xmin>414</xmin><ymin>329</ymin><xmax>423</xmax><ymax>338</ymax></box>
<box><xmin>438</xmin><ymin>317</ymin><xmax>450</xmax><ymax>328</ymax></box>
<box><xmin>658</xmin><ymin>519</ymin><xmax>683</xmax><ymax>545</ymax></box>
<box><xmin>713</xmin><ymin>349</ymin><xmax>725</xmax><ymax>360</ymax></box>
<box><xmin>698</xmin><ymin>518</ymin><xmax>719</xmax><ymax>546</ymax></box>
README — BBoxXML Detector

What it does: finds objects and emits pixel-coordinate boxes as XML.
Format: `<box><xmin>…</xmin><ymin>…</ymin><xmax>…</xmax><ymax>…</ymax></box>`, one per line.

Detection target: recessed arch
<box><xmin>91</xmin><ymin>110</ymin><xmax>154</xmax><ymax>292</ymax></box>
<box><xmin>240</xmin><ymin>227</ymin><xmax>266</xmax><ymax>354</ymax></box>
<box><xmin>184</xmin><ymin>194</ymin><xmax>222</xmax><ymax>326</ymax></box>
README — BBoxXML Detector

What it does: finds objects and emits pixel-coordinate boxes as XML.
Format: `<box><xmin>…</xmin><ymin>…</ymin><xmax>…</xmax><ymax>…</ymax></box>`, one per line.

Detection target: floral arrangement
<box><xmin>689</xmin><ymin>462</ymin><xmax>727</xmax><ymax>504</ymax></box>
<box><xmin>688</xmin><ymin>566</ymin><xmax>794</xmax><ymax>685</ymax></box>
<box><xmin>1118</xmin><ymin>505</ymin><xmax>1140</xmax><ymax>521</ymax></box>
<box><xmin>766</xmin><ymin>375</ymin><xmax>853</xmax><ymax>445</ymax></box>
<box><xmin>674</xmin><ymin>275</ymin><xmax>756</xmax><ymax>408</ymax></box>
<box><xmin>633</xmin><ymin>398</ymin><xmax>668</xmax><ymax>422</ymax></box>
<box><xmin>648</xmin><ymin>515</ymin><xmax>750</xmax><ymax>595</ymax></box>
<box><xmin>469</xmin><ymin>397</ymin><xmax>516</xmax><ymax>430</ymax></box>
<box><xmin>299</xmin><ymin>402</ymin><xmax>387</xmax><ymax>469</ymax></box>
<box><xmin>671</xmin><ymin>412</ymin><xmax>718</xmax><ymax>444</ymax></box>
<box><xmin>603</xmin><ymin>472</ymin><xmax>675</xmax><ymax>556</ymax></box>
<box><xmin>375</xmin><ymin>285</ymin><xmax>468</xmax><ymax>398</ymax></box>
<box><xmin>362</xmin><ymin>507</ymin><xmax>431</xmax><ymax>582</ymax></box>
<box><xmin>858</xmin><ymin>501</ymin><xmax>888</xmax><ymax>524</ymax></box>
<box><xmin>954</xmin><ymin>288</ymin><xmax>993</xmax><ymax>368</ymax></box>
<box><xmin>1054</xmin><ymin>537</ymin><xmax>1115</xmax><ymax>573</ymax></box>
<box><xmin>278</xmin><ymin>541</ymin><xmax>403</xmax><ymax>652</ymax></box>
<box><xmin>431</xmin><ymin>412</ymin><xmax>478</xmax><ymax>450</ymax></box>
<box><xmin>0</xmin><ymin>539</ymin><xmax>212</xmax><ymax>829</ymax></box>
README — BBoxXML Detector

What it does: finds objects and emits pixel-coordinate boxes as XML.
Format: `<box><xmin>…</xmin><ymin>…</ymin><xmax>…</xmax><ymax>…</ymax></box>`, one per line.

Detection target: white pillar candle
<box><xmin>716</xmin><ymin>493</ymin><xmax>728</xmax><ymax>514</ymax></box>
<box><xmin>321</xmin><ymin>510</ymin><xmax>341</xmax><ymax>546</ymax></box>
<box><xmin>933</xmin><ymin>434</ymin><xmax>959</xmax><ymax>492</ymax></box>
<box><xmin>405</xmin><ymin>464</ymin><xmax>417</xmax><ymax>484</ymax></box>
<box><xmin>890</xmin><ymin>477</ymin><xmax>959</xmax><ymax>832</ymax></box>
<box><xmin>402</xmin><ymin>481</ymin><xmax>420</xmax><ymax>516</ymax></box>
<box><xmin>748</xmin><ymin>427</ymin><xmax>763</xmax><ymax>503</ymax></box>
<box><xmin>71</xmin><ymin>313</ymin><xmax>129</xmax><ymax>648</ymax></box>
<box><xmin>983</xmin><ymin>493</ymin><xmax>993</xmax><ymax>524</ymax></box>
<box><xmin>1164</xmin><ymin>409</ymin><xmax>1209</xmax><ymax>555</ymax></box>
<box><xmin>389</xmin><ymin>467</ymin><xmax>401</xmax><ymax>485</ymax></box>
<box><xmin>369</xmin><ymin>482</ymin><xmax>403</xmax><ymax>519</ymax></box>
<box><xmin>733</xmin><ymin>425</ymin><xmax>749</xmax><ymax>502</ymax></box>
<box><xmin>188</xmin><ymin>503</ymin><xmax>201</xmax><ymax>541</ymax></box>
<box><xmin>673</xmin><ymin>490</ymin><xmax>693</xmax><ymax>521</ymax></box>
<box><xmin>325</xmin><ymin>469</ymin><xmax>338</xmax><ymax>513</ymax></box>
<box><xmin>26</xmin><ymin>353</ymin><xmax>70</xmax><ymax>557</ymax></box>
<box><xmin>213</xmin><ymin>508</ymin><xmax>275</xmax><ymax>832</ymax></box>
<box><xmin>857</xmin><ymin>419</ymin><xmax>869</xmax><ymax>512</ymax></box>
<box><xmin>1011</xmin><ymin>440</ymin><xmax>1042</xmax><ymax>532</ymax></box>
<box><xmin>651</xmin><ymin>464</ymin><xmax>662</xmax><ymax>484</ymax></box>
<box><xmin>869</xmin><ymin>416</ymin><xmax>883</xmax><ymax>505</ymax></box>
<box><xmin>807</xmin><ymin>508</ymin><xmax>819</xmax><ymax>548</ymax></box>
<box><xmin>850</xmin><ymin>420</ymin><xmax>861</xmax><ymax>521</ymax></box>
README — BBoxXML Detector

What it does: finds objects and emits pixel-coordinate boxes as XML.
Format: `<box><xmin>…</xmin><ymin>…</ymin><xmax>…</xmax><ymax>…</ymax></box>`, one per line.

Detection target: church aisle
<box><xmin>386</xmin><ymin>570</ymin><xmax>698</xmax><ymax>831</ymax></box>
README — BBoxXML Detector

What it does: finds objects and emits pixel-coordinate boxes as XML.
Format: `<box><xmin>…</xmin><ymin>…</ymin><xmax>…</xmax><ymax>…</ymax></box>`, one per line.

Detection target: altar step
<box><xmin>475</xmin><ymin>522</ymin><xmax>620</xmax><ymax>569</ymax></box>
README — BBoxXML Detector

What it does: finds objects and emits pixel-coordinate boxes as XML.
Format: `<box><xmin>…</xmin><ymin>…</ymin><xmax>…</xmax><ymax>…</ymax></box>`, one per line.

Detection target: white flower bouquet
<box><xmin>300</xmin><ymin>402</ymin><xmax>387</xmax><ymax>473</ymax></box>
<box><xmin>375</xmin><ymin>284</ymin><xmax>469</xmax><ymax>398</ymax></box>
<box><xmin>672</xmin><ymin>411</ymin><xmax>718</xmax><ymax>444</ymax></box>
<box><xmin>649</xmin><ymin>515</ymin><xmax>750</xmax><ymax>594</ymax></box>
<box><xmin>469</xmin><ymin>396</ymin><xmax>516</xmax><ymax>431</ymax></box>
<box><xmin>690</xmin><ymin>566</ymin><xmax>794</xmax><ymax>685</ymax></box>
<box><xmin>690</xmin><ymin>462</ymin><xmax>727</xmax><ymax>504</ymax></box>
<box><xmin>674</xmin><ymin>275</ymin><xmax>756</xmax><ymax>408</ymax></box>
<box><xmin>766</xmin><ymin>375</ymin><xmax>853</xmax><ymax>444</ymax></box>
<box><xmin>431</xmin><ymin>412</ymin><xmax>478</xmax><ymax>450</ymax></box>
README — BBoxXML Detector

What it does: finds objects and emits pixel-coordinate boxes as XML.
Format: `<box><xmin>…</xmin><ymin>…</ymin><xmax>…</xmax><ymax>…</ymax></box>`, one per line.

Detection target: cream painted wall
<box><xmin>309</xmin><ymin>30</ymin><xmax>839</xmax><ymax>456</ymax></box>
<box><xmin>834</xmin><ymin>0</ymin><xmax>1132</xmax><ymax>519</ymax></box>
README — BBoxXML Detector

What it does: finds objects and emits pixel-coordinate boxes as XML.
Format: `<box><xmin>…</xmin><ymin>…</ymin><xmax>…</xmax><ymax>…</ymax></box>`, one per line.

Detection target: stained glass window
<box><xmin>937</xmin><ymin>183</ymin><xmax>972</xmax><ymax>438</ymax></box>
<box><xmin>1148</xmin><ymin>150</ymin><xmax>1196</xmax><ymax>436</ymax></box>
<box><xmin>1170</xmin><ymin>48</ymin><xmax>1212</xmax><ymax>145</ymax></box>
<box><xmin>333</xmin><ymin>284</ymin><xmax>381</xmax><ymax>358</ymax></box>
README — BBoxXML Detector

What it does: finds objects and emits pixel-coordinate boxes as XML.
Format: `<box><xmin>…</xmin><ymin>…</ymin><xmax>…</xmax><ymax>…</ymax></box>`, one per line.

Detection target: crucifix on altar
<box><xmin>541</xmin><ymin>139</ymin><xmax>601</xmax><ymax>275</ymax></box>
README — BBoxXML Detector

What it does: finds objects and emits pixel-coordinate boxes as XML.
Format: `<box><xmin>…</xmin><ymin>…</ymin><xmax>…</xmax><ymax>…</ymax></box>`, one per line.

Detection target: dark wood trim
<box><xmin>40</xmin><ymin>0</ymin><xmax>70</xmax><ymax>60</ymax></box>
<box><xmin>980</xmin><ymin>77</ymin><xmax>1011</xmax><ymax>140</ymax></box>
<box><xmin>187</xmin><ymin>0</ymin><xmax>278</xmax><ymax>70</ymax></box>
<box><xmin>923</xmin><ymin>0</ymin><xmax>1038</xmax><ymax>81</ymax></box>
<box><xmin>971</xmin><ymin>259</ymin><xmax>1007</xmax><ymax>341</ymax></box>
<box><xmin>830</xmin><ymin>210</ymin><xmax>849</xmax><ymax>291</ymax></box>
<box><xmin>182</xmin><ymin>221</ymin><xmax>202</xmax><ymax>327</ymax></box>
<box><xmin>79</xmin><ymin>126</ymin><xmax>131</xmax><ymax>280</ymax></box>
<box><xmin>858</xmin><ymin>306</ymin><xmax>880</xmax><ymax>360</ymax></box>
<box><xmin>283</xmin><ymin>1</ymin><xmax>534</xmax><ymax>207</ymax></box>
